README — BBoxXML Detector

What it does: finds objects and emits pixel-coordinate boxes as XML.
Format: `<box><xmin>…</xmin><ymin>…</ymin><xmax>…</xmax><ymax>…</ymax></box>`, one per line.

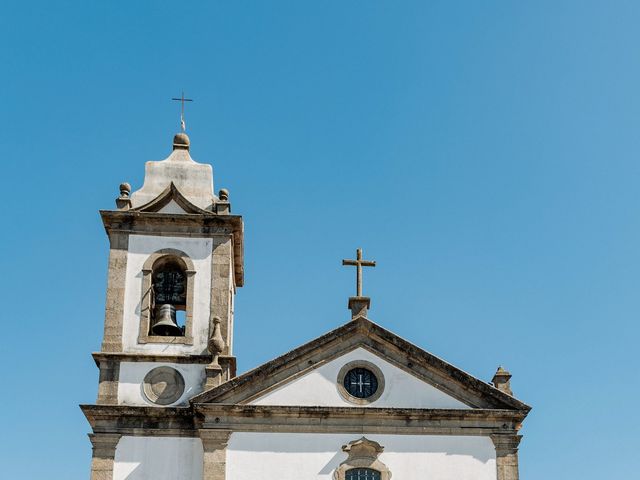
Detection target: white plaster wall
<box><xmin>118</xmin><ymin>362</ymin><xmax>205</xmax><ymax>406</ymax></box>
<box><xmin>123</xmin><ymin>235</ymin><xmax>213</xmax><ymax>354</ymax></box>
<box><xmin>113</xmin><ymin>436</ymin><xmax>203</xmax><ymax>480</ymax></box>
<box><xmin>227</xmin><ymin>432</ymin><xmax>496</xmax><ymax>480</ymax></box>
<box><xmin>250</xmin><ymin>347</ymin><xmax>470</xmax><ymax>409</ymax></box>
<box><xmin>157</xmin><ymin>199</ymin><xmax>187</xmax><ymax>214</ymax></box>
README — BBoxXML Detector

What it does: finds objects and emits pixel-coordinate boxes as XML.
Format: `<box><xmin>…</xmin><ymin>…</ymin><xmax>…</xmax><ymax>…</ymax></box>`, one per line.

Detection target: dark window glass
<box><xmin>346</xmin><ymin>469</ymin><xmax>381</xmax><ymax>480</ymax></box>
<box><xmin>343</xmin><ymin>367</ymin><xmax>378</xmax><ymax>398</ymax></box>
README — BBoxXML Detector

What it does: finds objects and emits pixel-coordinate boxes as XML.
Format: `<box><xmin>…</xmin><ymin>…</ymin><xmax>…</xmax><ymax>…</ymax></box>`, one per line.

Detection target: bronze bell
<box><xmin>152</xmin><ymin>304</ymin><xmax>183</xmax><ymax>336</ymax></box>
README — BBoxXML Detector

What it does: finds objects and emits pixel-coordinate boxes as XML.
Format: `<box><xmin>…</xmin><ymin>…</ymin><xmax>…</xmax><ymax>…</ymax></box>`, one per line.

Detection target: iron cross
<box><xmin>342</xmin><ymin>248</ymin><xmax>376</xmax><ymax>297</ymax></box>
<box><xmin>171</xmin><ymin>91</ymin><xmax>193</xmax><ymax>132</ymax></box>
<box><xmin>351</xmin><ymin>373</ymin><xmax>371</xmax><ymax>394</ymax></box>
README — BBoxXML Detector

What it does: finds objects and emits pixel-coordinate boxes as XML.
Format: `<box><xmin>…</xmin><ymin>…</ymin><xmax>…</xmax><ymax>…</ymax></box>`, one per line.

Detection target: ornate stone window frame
<box><xmin>138</xmin><ymin>248</ymin><xmax>196</xmax><ymax>345</ymax></box>
<box><xmin>337</xmin><ymin>360</ymin><xmax>385</xmax><ymax>405</ymax></box>
<box><xmin>334</xmin><ymin>438</ymin><xmax>391</xmax><ymax>480</ymax></box>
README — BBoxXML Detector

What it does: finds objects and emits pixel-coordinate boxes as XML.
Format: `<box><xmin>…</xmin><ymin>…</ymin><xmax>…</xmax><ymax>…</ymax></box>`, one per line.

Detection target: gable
<box><xmin>249</xmin><ymin>347</ymin><xmax>470</xmax><ymax>409</ymax></box>
<box><xmin>191</xmin><ymin>318</ymin><xmax>530</xmax><ymax>412</ymax></box>
<box><xmin>132</xmin><ymin>182</ymin><xmax>213</xmax><ymax>214</ymax></box>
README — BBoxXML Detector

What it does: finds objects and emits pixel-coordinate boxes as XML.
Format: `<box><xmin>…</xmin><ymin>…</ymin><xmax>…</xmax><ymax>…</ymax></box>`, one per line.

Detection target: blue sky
<box><xmin>1</xmin><ymin>1</ymin><xmax>638</xmax><ymax>478</ymax></box>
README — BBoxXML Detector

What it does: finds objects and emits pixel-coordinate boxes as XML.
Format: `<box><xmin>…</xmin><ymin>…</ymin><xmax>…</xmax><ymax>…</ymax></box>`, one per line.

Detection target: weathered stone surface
<box><xmin>88</xmin><ymin>433</ymin><xmax>121</xmax><ymax>480</ymax></box>
<box><xmin>199</xmin><ymin>430</ymin><xmax>232</xmax><ymax>480</ymax></box>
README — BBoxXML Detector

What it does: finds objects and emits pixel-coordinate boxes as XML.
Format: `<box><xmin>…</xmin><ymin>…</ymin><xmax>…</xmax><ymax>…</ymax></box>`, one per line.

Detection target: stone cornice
<box><xmin>92</xmin><ymin>352</ymin><xmax>235</xmax><ymax>368</ymax></box>
<box><xmin>100</xmin><ymin>210</ymin><xmax>244</xmax><ymax>286</ymax></box>
<box><xmin>81</xmin><ymin>405</ymin><xmax>196</xmax><ymax>436</ymax></box>
<box><xmin>81</xmin><ymin>403</ymin><xmax>525</xmax><ymax>437</ymax></box>
<box><xmin>194</xmin><ymin>404</ymin><xmax>526</xmax><ymax>435</ymax></box>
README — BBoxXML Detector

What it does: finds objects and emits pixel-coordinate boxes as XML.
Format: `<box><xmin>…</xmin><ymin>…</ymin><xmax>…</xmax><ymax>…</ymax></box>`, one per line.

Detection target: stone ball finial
<box><xmin>173</xmin><ymin>132</ymin><xmax>190</xmax><ymax>150</ymax></box>
<box><xmin>119</xmin><ymin>182</ymin><xmax>131</xmax><ymax>198</ymax></box>
<box><xmin>219</xmin><ymin>188</ymin><xmax>229</xmax><ymax>202</ymax></box>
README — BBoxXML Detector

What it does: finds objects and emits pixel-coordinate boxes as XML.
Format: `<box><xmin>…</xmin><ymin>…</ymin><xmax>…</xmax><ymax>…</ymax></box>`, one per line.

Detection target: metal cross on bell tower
<box><xmin>171</xmin><ymin>91</ymin><xmax>193</xmax><ymax>132</ymax></box>
<box><xmin>342</xmin><ymin>248</ymin><xmax>376</xmax><ymax>320</ymax></box>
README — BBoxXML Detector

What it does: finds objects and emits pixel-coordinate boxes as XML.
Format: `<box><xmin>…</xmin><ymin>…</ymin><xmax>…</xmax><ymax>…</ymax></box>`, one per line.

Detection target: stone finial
<box><xmin>215</xmin><ymin>188</ymin><xmax>231</xmax><ymax>214</ymax></box>
<box><xmin>119</xmin><ymin>183</ymin><xmax>131</xmax><ymax>198</ymax></box>
<box><xmin>492</xmin><ymin>366</ymin><xmax>513</xmax><ymax>396</ymax></box>
<box><xmin>208</xmin><ymin>317</ymin><xmax>225</xmax><ymax>367</ymax></box>
<box><xmin>173</xmin><ymin>132</ymin><xmax>190</xmax><ymax>150</ymax></box>
<box><xmin>205</xmin><ymin>317</ymin><xmax>225</xmax><ymax>389</ymax></box>
<box><xmin>115</xmin><ymin>182</ymin><xmax>132</xmax><ymax>210</ymax></box>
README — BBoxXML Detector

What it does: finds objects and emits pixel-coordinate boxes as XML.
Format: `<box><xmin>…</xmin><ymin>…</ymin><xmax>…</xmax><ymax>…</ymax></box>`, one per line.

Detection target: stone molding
<box><xmin>93</xmin><ymin>352</ymin><xmax>236</xmax><ymax>369</ymax></box>
<box><xmin>334</xmin><ymin>437</ymin><xmax>391</xmax><ymax>480</ymax></box>
<box><xmin>195</xmin><ymin>404</ymin><xmax>526</xmax><ymax>436</ymax></box>
<box><xmin>138</xmin><ymin>248</ymin><xmax>196</xmax><ymax>345</ymax></box>
<box><xmin>88</xmin><ymin>433</ymin><xmax>121</xmax><ymax>480</ymax></box>
<box><xmin>82</xmin><ymin>404</ymin><xmax>525</xmax><ymax>438</ymax></box>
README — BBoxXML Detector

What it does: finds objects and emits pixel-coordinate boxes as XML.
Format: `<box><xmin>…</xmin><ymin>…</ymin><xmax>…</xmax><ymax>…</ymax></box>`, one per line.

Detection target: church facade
<box><xmin>82</xmin><ymin>132</ymin><xmax>531</xmax><ymax>480</ymax></box>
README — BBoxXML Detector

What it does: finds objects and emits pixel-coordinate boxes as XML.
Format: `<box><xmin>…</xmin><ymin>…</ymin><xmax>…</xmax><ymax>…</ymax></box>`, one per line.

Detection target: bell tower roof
<box><xmin>130</xmin><ymin>132</ymin><xmax>215</xmax><ymax>210</ymax></box>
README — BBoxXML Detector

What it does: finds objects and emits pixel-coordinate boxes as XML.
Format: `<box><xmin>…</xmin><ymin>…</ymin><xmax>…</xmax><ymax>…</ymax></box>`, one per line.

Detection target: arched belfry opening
<box><xmin>137</xmin><ymin>248</ymin><xmax>198</xmax><ymax>345</ymax></box>
<box><xmin>150</xmin><ymin>255</ymin><xmax>187</xmax><ymax>336</ymax></box>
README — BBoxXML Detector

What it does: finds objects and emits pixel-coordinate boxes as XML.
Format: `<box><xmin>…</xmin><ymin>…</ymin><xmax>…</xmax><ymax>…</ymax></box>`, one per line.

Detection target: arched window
<box><xmin>346</xmin><ymin>469</ymin><xmax>381</xmax><ymax>480</ymax></box>
<box><xmin>138</xmin><ymin>249</ymin><xmax>196</xmax><ymax>345</ymax></box>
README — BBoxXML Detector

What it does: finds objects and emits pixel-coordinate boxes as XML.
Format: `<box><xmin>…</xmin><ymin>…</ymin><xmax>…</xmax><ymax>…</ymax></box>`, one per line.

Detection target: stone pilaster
<box><xmin>96</xmin><ymin>358</ymin><xmax>120</xmax><ymax>404</ymax></box>
<box><xmin>89</xmin><ymin>433</ymin><xmax>121</xmax><ymax>480</ymax></box>
<box><xmin>101</xmin><ymin>231</ymin><xmax>128</xmax><ymax>352</ymax></box>
<box><xmin>199</xmin><ymin>430</ymin><xmax>232</xmax><ymax>480</ymax></box>
<box><xmin>210</xmin><ymin>236</ymin><xmax>234</xmax><ymax>355</ymax></box>
<box><xmin>491</xmin><ymin>434</ymin><xmax>522</xmax><ymax>480</ymax></box>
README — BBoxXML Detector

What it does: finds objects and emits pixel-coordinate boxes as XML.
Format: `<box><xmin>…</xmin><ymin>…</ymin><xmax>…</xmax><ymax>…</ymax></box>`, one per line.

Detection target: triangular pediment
<box><xmin>131</xmin><ymin>182</ymin><xmax>213</xmax><ymax>215</ymax></box>
<box><xmin>191</xmin><ymin>318</ymin><xmax>530</xmax><ymax>412</ymax></box>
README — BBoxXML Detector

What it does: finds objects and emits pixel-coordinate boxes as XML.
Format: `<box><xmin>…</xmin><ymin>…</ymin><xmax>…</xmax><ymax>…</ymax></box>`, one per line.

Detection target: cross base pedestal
<box><xmin>348</xmin><ymin>296</ymin><xmax>371</xmax><ymax>319</ymax></box>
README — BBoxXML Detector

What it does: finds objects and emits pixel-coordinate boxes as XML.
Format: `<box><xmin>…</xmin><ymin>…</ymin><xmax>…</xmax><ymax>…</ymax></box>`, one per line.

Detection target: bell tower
<box><xmin>94</xmin><ymin>131</ymin><xmax>243</xmax><ymax>407</ymax></box>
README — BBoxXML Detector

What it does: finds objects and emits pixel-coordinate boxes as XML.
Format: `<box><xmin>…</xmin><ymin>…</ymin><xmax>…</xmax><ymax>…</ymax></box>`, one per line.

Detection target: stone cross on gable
<box><xmin>342</xmin><ymin>248</ymin><xmax>376</xmax><ymax>297</ymax></box>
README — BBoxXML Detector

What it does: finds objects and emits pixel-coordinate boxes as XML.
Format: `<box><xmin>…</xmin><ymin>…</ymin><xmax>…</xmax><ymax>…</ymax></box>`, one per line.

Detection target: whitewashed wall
<box><xmin>250</xmin><ymin>347</ymin><xmax>470</xmax><ymax>409</ymax></box>
<box><xmin>122</xmin><ymin>235</ymin><xmax>213</xmax><ymax>354</ymax></box>
<box><xmin>113</xmin><ymin>436</ymin><xmax>203</xmax><ymax>480</ymax></box>
<box><xmin>227</xmin><ymin>432</ymin><xmax>496</xmax><ymax>480</ymax></box>
<box><xmin>118</xmin><ymin>362</ymin><xmax>205</xmax><ymax>406</ymax></box>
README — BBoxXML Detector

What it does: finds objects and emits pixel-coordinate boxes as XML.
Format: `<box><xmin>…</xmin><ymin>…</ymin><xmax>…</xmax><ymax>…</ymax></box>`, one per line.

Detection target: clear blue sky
<box><xmin>1</xmin><ymin>1</ymin><xmax>638</xmax><ymax>478</ymax></box>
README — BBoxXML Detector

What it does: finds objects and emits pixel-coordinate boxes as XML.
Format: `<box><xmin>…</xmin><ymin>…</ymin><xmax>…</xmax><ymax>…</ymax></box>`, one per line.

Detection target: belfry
<box><xmin>82</xmin><ymin>129</ymin><xmax>531</xmax><ymax>480</ymax></box>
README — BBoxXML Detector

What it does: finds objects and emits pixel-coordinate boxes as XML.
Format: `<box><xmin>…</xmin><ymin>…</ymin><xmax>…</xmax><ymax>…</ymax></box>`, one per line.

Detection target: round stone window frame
<box><xmin>337</xmin><ymin>360</ymin><xmax>385</xmax><ymax>405</ymax></box>
<box><xmin>142</xmin><ymin>366</ymin><xmax>186</xmax><ymax>406</ymax></box>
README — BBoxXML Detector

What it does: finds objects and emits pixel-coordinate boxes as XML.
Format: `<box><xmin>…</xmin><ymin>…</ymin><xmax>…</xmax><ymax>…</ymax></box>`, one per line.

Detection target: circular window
<box><xmin>343</xmin><ymin>367</ymin><xmax>378</xmax><ymax>398</ymax></box>
<box><xmin>142</xmin><ymin>366</ymin><xmax>185</xmax><ymax>405</ymax></box>
<box><xmin>337</xmin><ymin>361</ymin><xmax>385</xmax><ymax>405</ymax></box>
